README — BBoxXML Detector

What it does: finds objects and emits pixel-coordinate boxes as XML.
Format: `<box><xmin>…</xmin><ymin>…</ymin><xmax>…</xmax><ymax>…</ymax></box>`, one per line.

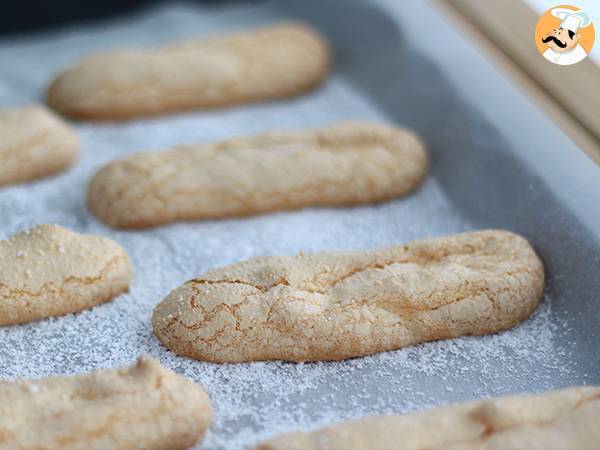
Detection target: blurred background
<box><xmin>0</xmin><ymin>0</ymin><xmax>244</xmax><ymax>35</ymax></box>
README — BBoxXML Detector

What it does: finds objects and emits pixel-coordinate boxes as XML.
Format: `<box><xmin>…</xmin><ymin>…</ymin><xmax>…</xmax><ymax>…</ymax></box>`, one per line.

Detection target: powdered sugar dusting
<box><xmin>0</xmin><ymin>3</ymin><xmax>577</xmax><ymax>450</ymax></box>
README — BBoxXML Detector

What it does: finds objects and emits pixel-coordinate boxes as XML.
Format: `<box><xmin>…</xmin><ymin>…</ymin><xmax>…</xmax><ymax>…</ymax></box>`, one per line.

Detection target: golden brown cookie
<box><xmin>152</xmin><ymin>230</ymin><xmax>544</xmax><ymax>362</ymax></box>
<box><xmin>87</xmin><ymin>121</ymin><xmax>427</xmax><ymax>229</ymax></box>
<box><xmin>0</xmin><ymin>224</ymin><xmax>132</xmax><ymax>326</ymax></box>
<box><xmin>47</xmin><ymin>22</ymin><xmax>330</xmax><ymax>120</ymax></box>
<box><xmin>0</xmin><ymin>105</ymin><xmax>79</xmax><ymax>186</ymax></box>
<box><xmin>255</xmin><ymin>386</ymin><xmax>600</xmax><ymax>450</ymax></box>
<box><xmin>0</xmin><ymin>356</ymin><xmax>212</xmax><ymax>450</ymax></box>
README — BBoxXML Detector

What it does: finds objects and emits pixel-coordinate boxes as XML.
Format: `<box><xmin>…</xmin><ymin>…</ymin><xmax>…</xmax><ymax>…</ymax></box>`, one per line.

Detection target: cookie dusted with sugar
<box><xmin>0</xmin><ymin>356</ymin><xmax>212</xmax><ymax>450</ymax></box>
<box><xmin>0</xmin><ymin>105</ymin><xmax>79</xmax><ymax>186</ymax></box>
<box><xmin>47</xmin><ymin>22</ymin><xmax>330</xmax><ymax>120</ymax></box>
<box><xmin>0</xmin><ymin>224</ymin><xmax>132</xmax><ymax>325</ymax></box>
<box><xmin>255</xmin><ymin>386</ymin><xmax>600</xmax><ymax>450</ymax></box>
<box><xmin>87</xmin><ymin>121</ymin><xmax>427</xmax><ymax>229</ymax></box>
<box><xmin>152</xmin><ymin>230</ymin><xmax>544</xmax><ymax>362</ymax></box>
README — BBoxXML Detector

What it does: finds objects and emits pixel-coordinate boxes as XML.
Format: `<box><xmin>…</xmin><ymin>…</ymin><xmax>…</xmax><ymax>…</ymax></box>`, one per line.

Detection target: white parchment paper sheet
<box><xmin>0</xmin><ymin>2</ymin><xmax>577</xmax><ymax>448</ymax></box>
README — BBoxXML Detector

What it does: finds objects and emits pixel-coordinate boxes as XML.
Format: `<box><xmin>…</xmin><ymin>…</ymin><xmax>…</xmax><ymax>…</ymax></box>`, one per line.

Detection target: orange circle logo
<box><xmin>534</xmin><ymin>5</ymin><xmax>595</xmax><ymax>65</ymax></box>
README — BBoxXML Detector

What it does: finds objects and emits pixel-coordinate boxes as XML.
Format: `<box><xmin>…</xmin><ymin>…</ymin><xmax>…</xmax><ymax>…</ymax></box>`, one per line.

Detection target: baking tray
<box><xmin>0</xmin><ymin>0</ymin><xmax>599</xmax><ymax>449</ymax></box>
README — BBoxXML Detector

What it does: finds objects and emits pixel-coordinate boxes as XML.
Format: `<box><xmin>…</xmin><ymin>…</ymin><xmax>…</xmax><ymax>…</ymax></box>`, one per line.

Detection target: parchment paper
<box><xmin>0</xmin><ymin>1</ymin><xmax>587</xmax><ymax>448</ymax></box>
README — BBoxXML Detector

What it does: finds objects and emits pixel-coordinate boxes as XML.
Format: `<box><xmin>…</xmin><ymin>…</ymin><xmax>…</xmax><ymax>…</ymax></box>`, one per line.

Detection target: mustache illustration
<box><xmin>542</xmin><ymin>35</ymin><xmax>567</xmax><ymax>48</ymax></box>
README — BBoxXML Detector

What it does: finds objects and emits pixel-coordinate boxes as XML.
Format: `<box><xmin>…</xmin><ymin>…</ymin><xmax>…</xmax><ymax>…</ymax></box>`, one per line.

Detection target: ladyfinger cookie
<box><xmin>87</xmin><ymin>121</ymin><xmax>427</xmax><ymax>229</ymax></box>
<box><xmin>0</xmin><ymin>356</ymin><xmax>212</xmax><ymax>450</ymax></box>
<box><xmin>47</xmin><ymin>22</ymin><xmax>330</xmax><ymax>120</ymax></box>
<box><xmin>0</xmin><ymin>224</ymin><xmax>132</xmax><ymax>326</ymax></box>
<box><xmin>255</xmin><ymin>386</ymin><xmax>600</xmax><ymax>450</ymax></box>
<box><xmin>0</xmin><ymin>105</ymin><xmax>79</xmax><ymax>186</ymax></box>
<box><xmin>152</xmin><ymin>229</ymin><xmax>544</xmax><ymax>363</ymax></box>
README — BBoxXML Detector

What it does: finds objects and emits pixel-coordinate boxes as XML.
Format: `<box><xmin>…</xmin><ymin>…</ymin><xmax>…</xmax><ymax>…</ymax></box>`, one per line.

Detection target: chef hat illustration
<box><xmin>551</xmin><ymin>8</ymin><xmax>592</xmax><ymax>33</ymax></box>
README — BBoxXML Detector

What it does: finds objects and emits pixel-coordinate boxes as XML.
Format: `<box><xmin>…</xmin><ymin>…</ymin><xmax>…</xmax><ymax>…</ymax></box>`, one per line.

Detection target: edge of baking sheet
<box><xmin>439</xmin><ymin>0</ymin><xmax>600</xmax><ymax>165</ymax></box>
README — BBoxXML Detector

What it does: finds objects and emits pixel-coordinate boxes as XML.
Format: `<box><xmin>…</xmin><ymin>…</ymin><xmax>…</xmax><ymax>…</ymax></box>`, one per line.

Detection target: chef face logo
<box><xmin>542</xmin><ymin>27</ymin><xmax>579</xmax><ymax>52</ymax></box>
<box><xmin>534</xmin><ymin>5</ymin><xmax>595</xmax><ymax>65</ymax></box>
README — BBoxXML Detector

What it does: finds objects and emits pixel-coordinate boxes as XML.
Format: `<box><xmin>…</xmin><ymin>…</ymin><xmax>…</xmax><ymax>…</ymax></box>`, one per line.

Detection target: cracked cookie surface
<box><xmin>152</xmin><ymin>230</ymin><xmax>544</xmax><ymax>362</ymax></box>
<box><xmin>87</xmin><ymin>121</ymin><xmax>427</xmax><ymax>229</ymax></box>
<box><xmin>0</xmin><ymin>224</ymin><xmax>132</xmax><ymax>326</ymax></box>
<box><xmin>255</xmin><ymin>386</ymin><xmax>600</xmax><ymax>450</ymax></box>
<box><xmin>0</xmin><ymin>356</ymin><xmax>212</xmax><ymax>450</ymax></box>
<box><xmin>0</xmin><ymin>105</ymin><xmax>79</xmax><ymax>186</ymax></box>
<box><xmin>47</xmin><ymin>22</ymin><xmax>330</xmax><ymax>120</ymax></box>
